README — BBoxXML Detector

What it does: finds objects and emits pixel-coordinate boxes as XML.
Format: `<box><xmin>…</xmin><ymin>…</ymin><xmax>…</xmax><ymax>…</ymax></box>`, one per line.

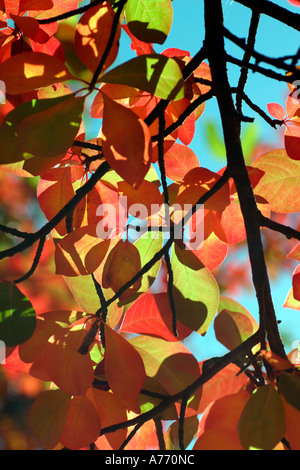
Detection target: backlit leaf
<box><xmin>101</xmin><ymin>93</ymin><xmax>152</xmax><ymax>188</ymax></box>
<box><xmin>277</xmin><ymin>372</ymin><xmax>300</xmax><ymax>412</ymax></box>
<box><xmin>44</xmin><ymin>341</ymin><xmax>95</xmax><ymax>396</ymax></box>
<box><xmin>100</xmin><ymin>54</ymin><xmax>185</xmax><ymax>101</ymax></box>
<box><xmin>75</xmin><ymin>1</ymin><xmax>120</xmax><ymax>74</ymax></box>
<box><xmin>29</xmin><ymin>390</ymin><xmax>71</xmax><ymax>450</ymax></box>
<box><xmin>214</xmin><ymin>297</ymin><xmax>258</xmax><ymax>350</ymax></box>
<box><xmin>130</xmin><ymin>335</ymin><xmax>201</xmax><ymax>398</ymax></box>
<box><xmin>102</xmin><ymin>239</ymin><xmax>142</xmax><ymax>302</ymax></box>
<box><xmin>104</xmin><ymin>324</ymin><xmax>146</xmax><ymax>411</ymax></box>
<box><xmin>125</xmin><ymin>0</ymin><xmax>173</xmax><ymax>44</ymax></box>
<box><xmin>0</xmin><ymin>52</ymin><xmax>73</xmax><ymax>95</ymax></box>
<box><xmin>17</xmin><ymin>95</ymin><xmax>84</xmax><ymax>158</ymax></box>
<box><xmin>0</xmin><ymin>282</ymin><xmax>36</xmax><ymax>347</ymax></box>
<box><xmin>55</xmin><ymin>225</ymin><xmax>111</xmax><ymax>277</ymax></box>
<box><xmin>238</xmin><ymin>385</ymin><xmax>286</xmax><ymax>450</ymax></box>
<box><xmin>252</xmin><ymin>149</ymin><xmax>300</xmax><ymax>212</ymax></box>
<box><xmin>170</xmin><ymin>245</ymin><xmax>220</xmax><ymax>336</ymax></box>
<box><xmin>60</xmin><ymin>394</ymin><xmax>101</xmax><ymax>450</ymax></box>
<box><xmin>285</xmin><ymin>124</ymin><xmax>300</xmax><ymax>160</ymax></box>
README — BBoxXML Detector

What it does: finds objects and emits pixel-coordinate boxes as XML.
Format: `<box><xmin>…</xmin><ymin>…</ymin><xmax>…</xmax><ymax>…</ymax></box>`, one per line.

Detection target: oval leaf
<box><xmin>60</xmin><ymin>394</ymin><xmax>101</xmax><ymax>450</ymax></box>
<box><xmin>125</xmin><ymin>0</ymin><xmax>173</xmax><ymax>44</ymax></box>
<box><xmin>238</xmin><ymin>385</ymin><xmax>286</xmax><ymax>450</ymax></box>
<box><xmin>101</xmin><ymin>93</ymin><xmax>151</xmax><ymax>188</ymax></box>
<box><xmin>29</xmin><ymin>390</ymin><xmax>71</xmax><ymax>450</ymax></box>
<box><xmin>0</xmin><ymin>51</ymin><xmax>73</xmax><ymax>95</ymax></box>
<box><xmin>100</xmin><ymin>55</ymin><xmax>185</xmax><ymax>101</ymax></box>
<box><xmin>17</xmin><ymin>95</ymin><xmax>84</xmax><ymax>158</ymax></box>
<box><xmin>252</xmin><ymin>149</ymin><xmax>300</xmax><ymax>213</ymax></box>
<box><xmin>277</xmin><ymin>372</ymin><xmax>300</xmax><ymax>412</ymax></box>
<box><xmin>0</xmin><ymin>282</ymin><xmax>36</xmax><ymax>347</ymax></box>
<box><xmin>75</xmin><ymin>1</ymin><xmax>120</xmax><ymax>73</ymax></box>
<box><xmin>104</xmin><ymin>324</ymin><xmax>146</xmax><ymax>412</ymax></box>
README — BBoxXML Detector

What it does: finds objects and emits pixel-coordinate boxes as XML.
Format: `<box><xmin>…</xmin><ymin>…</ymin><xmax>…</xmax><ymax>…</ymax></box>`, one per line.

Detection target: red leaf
<box><xmin>292</xmin><ymin>264</ymin><xmax>300</xmax><ymax>301</ymax></box>
<box><xmin>104</xmin><ymin>324</ymin><xmax>146</xmax><ymax>412</ymax></box>
<box><xmin>75</xmin><ymin>1</ymin><xmax>120</xmax><ymax>73</ymax></box>
<box><xmin>101</xmin><ymin>93</ymin><xmax>152</xmax><ymax>188</ymax></box>
<box><xmin>285</xmin><ymin>124</ymin><xmax>300</xmax><ymax>160</ymax></box>
<box><xmin>0</xmin><ymin>52</ymin><xmax>73</xmax><ymax>94</ymax></box>
<box><xmin>119</xmin><ymin>292</ymin><xmax>192</xmax><ymax>342</ymax></box>
<box><xmin>37</xmin><ymin>167</ymin><xmax>75</xmax><ymax>236</ymax></box>
<box><xmin>29</xmin><ymin>389</ymin><xmax>71</xmax><ymax>450</ymax></box>
<box><xmin>60</xmin><ymin>394</ymin><xmax>101</xmax><ymax>450</ymax></box>
<box><xmin>44</xmin><ymin>342</ymin><xmax>95</xmax><ymax>396</ymax></box>
<box><xmin>267</xmin><ymin>102</ymin><xmax>286</xmax><ymax>120</ymax></box>
<box><xmin>163</xmin><ymin>143</ymin><xmax>199</xmax><ymax>182</ymax></box>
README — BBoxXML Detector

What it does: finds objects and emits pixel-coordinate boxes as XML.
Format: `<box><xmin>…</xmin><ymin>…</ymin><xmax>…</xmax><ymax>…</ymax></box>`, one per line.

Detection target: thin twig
<box><xmin>38</xmin><ymin>0</ymin><xmax>108</xmax><ymax>24</ymax></box>
<box><xmin>154</xmin><ymin>418</ymin><xmax>166</xmax><ymax>450</ymax></box>
<box><xmin>178</xmin><ymin>397</ymin><xmax>188</xmax><ymax>451</ymax></box>
<box><xmin>236</xmin><ymin>11</ymin><xmax>260</xmax><ymax>115</ymax></box>
<box><xmin>89</xmin><ymin>0</ymin><xmax>127</xmax><ymax>90</ymax></box>
<box><xmin>14</xmin><ymin>236</ymin><xmax>46</xmax><ymax>284</ymax></box>
<box><xmin>260</xmin><ymin>214</ymin><xmax>300</xmax><ymax>241</ymax></box>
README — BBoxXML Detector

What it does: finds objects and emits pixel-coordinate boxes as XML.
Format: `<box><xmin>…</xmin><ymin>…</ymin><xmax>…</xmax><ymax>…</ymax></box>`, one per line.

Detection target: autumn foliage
<box><xmin>0</xmin><ymin>0</ymin><xmax>300</xmax><ymax>451</ymax></box>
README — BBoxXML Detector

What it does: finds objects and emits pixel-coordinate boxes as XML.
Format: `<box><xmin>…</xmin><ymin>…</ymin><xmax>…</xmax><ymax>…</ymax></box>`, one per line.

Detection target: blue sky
<box><xmin>84</xmin><ymin>0</ymin><xmax>300</xmax><ymax>360</ymax></box>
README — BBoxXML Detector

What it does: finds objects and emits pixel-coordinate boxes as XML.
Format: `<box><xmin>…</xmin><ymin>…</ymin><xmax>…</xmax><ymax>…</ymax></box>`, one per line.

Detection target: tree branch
<box><xmin>233</xmin><ymin>0</ymin><xmax>300</xmax><ymax>32</ymax></box>
<box><xmin>204</xmin><ymin>0</ymin><xmax>286</xmax><ymax>358</ymax></box>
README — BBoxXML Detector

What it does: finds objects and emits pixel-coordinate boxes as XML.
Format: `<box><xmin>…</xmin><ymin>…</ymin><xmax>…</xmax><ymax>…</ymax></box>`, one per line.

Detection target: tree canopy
<box><xmin>0</xmin><ymin>0</ymin><xmax>300</xmax><ymax>451</ymax></box>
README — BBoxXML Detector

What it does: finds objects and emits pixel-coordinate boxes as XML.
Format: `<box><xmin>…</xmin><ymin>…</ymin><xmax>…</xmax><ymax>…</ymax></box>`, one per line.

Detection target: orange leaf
<box><xmin>0</xmin><ymin>51</ymin><xmax>73</xmax><ymax>94</ymax></box>
<box><xmin>119</xmin><ymin>292</ymin><xmax>192</xmax><ymax>342</ymax></box>
<box><xmin>163</xmin><ymin>143</ymin><xmax>199</xmax><ymax>182</ymax></box>
<box><xmin>104</xmin><ymin>324</ymin><xmax>146</xmax><ymax>412</ymax></box>
<box><xmin>29</xmin><ymin>389</ymin><xmax>71</xmax><ymax>450</ymax></box>
<box><xmin>60</xmin><ymin>394</ymin><xmax>101</xmax><ymax>450</ymax></box>
<box><xmin>37</xmin><ymin>167</ymin><xmax>75</xmax><ymax>236</ymax></box>
<box><xmin>87</xmin><ymin>387</ymin><xmax>128</xmax><ymax>449</ymax></box>
<box><xmin>75</xmin><ymin>1</ymin><xmax>120</xmax><ymax>74</ymax></box>
<box><xmin>102</xmin><ymin>239</ymin><xmax>142</xmax><ymax>301</ymax></box>
<box><xmin>55</xmin><ymin>225</ymin><xmax>111</xmax><ymax>276</ymax></box>
<box><xmin>101</xmin><ymin>93</ymin><xmax>152</xmax><ymax>188</ymax></box>
<box><xmin>193</xmin><ymin>428</ymin><xmax>243</xmax><ymax>450</ymax></box>
<box><xmin>44</xmin><ymin>342</ymin><xmax>95</xmax><ymax>396</ymax></box>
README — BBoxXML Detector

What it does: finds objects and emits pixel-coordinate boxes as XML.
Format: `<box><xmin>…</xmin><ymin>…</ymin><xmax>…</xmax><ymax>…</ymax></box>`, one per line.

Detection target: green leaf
<box><xmin>214</xmin><ymin>296</ymin><xmax>258</xmax><ymax>350</ymax></box>
<box><xmin>125</xmin><ymin>0</ymin><xmax>173</xmax><ymax>44</ymax></box>
<box><xmin>17</xmin><ymin>95</ymin><xmax>84</xmax><ymax>158</ymax></box>
<box><xmin>277</xmin><ymin>372</ymin><xmax>300</xmax><ymax>412</ymax></box>
<box><xmin>100</xmin><ymin>54</ymin><xmax>185</xmax><ymax>101</ymax></box>
<box><xmin>238</xmin><ymin>385</ymin><xmax>286</xmax><ymax>450</ymax></box>
<box><xmin>0</xmin><ymin>94</ymin><xmax>82</xmax><ymax>164</ymax></box>
<box><xmin>170</xmin><ymin>245</ymin><xmax>219</xmax><ymax>335</ymax></box>
<box><xmin>0</xmin><ymin>282</ymin><xmax>36</xmax><ymax>347</ymax></box>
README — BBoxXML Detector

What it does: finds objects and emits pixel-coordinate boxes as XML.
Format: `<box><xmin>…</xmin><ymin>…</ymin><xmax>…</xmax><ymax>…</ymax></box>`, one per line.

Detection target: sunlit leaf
<box><xmin>125</xmin><ymin>0</ymin><xmax>173</xmax><ymax>44</ymax></box>
<box><xmin>214</xmin><ymin>297</ymin><xmax>258</xmax><ymax>350</ymax></box>
<box><xmin>170</xmin><ymin>245</ymin><xmax>220</xmax><ymax>336</ymax></box>
<box><xmin>102</xmin><ymin>239</ymin><xmax>142</xmax><ymax>302</ymax></box>
<box><xmin>75</xmin><ymin>1</ymin><xmax>120</xmax><ymax>73</ymax></box>
<box><xmin>60</xmin><ymin>394</ymin><xmax>101</xmax><ymax>450</ymax></box>
<box><xmin>100</xmin><ymin>54</ymin><xmax>185</xmax><ymax>101</ymax></box>
<box><xmin>55</xmin><ymin>225</ymin><xmax>111</xmax><ymax>277</ymax></box>
<box><xmin>238</xmin><ymin>385</ymin><xmax>286</xmax><ymax>450</ymax></box>
<box><xmin>29</xmin><ymin>389</ymin><xmax>71</xmax><ymax>449</ymax></box>
<box><xmin>252</xmin><ymin>149</ymin><xmax>300</xmax><ymax>212</ymax></box>
<box><xmin>101</xmin><ymin>93</ymin><xmax>152</xmax><ymax>188</ymax></box>
<box><xmin>17</xmin><ymin>95</ymin><xmax>84</xmax><ymax>158</ymax></box>
<box><xmin>104</xmin><ymin>324</ymin><xmax>146</xmax><ymax>412</ymax></box>
<box><xmin>0</xmin><ymin>52</ymin><xmax>73</xmax><ymax>95</ymax></box>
